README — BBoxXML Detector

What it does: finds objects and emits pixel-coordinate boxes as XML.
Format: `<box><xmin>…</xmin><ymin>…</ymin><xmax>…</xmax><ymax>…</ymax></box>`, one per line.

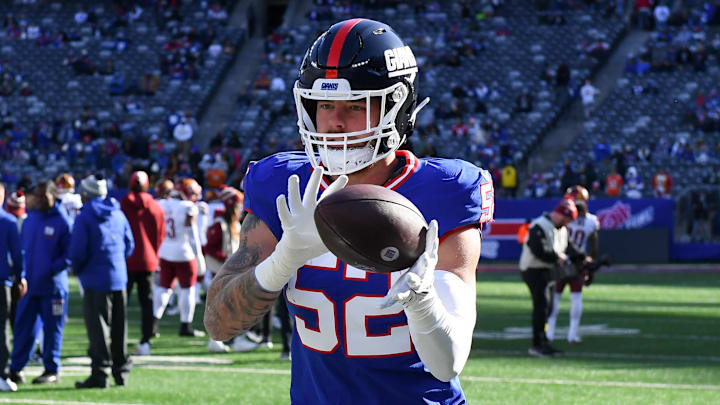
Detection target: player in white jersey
<box><xmin>198</xmin><ymin>186</ymin><xmax>227</xmax><ymax>300</ymax></box>
<box><xmin>153</xmin><ymin>178</ymin><xmax>207</xmax><ymax>337</ymax></box>
<box><xmin>54</xmin><ymin>173</ymin><xmax>83</xmax><ymax>228</ymax></box>
<box><xmin>547</xmin><ymin>186</ymin><xmax>599</xmax><ymax>343</ymax></box>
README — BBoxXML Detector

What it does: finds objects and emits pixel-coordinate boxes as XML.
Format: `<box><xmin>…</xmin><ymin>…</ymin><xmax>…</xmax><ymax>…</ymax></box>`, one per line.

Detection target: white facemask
<box><xmin>318</xmin><ymin>143</ymin><xmax>375</xmax><ymax>174</ymax></box>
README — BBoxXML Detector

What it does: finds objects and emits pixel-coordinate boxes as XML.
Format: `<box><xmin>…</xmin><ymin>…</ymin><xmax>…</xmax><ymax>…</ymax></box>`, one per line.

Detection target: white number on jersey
<box><xmin>286</xmin><ymin>254</ymin><xmax>411</xmax><ymax>357</ymax></box>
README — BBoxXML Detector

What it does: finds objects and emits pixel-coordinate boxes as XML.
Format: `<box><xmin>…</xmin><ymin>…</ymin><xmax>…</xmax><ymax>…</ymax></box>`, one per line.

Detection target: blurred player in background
<box><xmin>154</xmin><ymin>178</ymin><xmax>206</xmax><ymax>338</ymax></box>
<box><xmin>54</xmin><ymin>174</ymin><xmax>82</xmax><ymax>227</ymax></box>
<box><xmin>547</xmin><ymin>186</ymin><xmax>599</xmax><ymax>344</ymax></box>
<box><xmin>205</xmin><ymin>19</ymin><xmax>493</xmax><ymax>404</ymax></box>
<box><xmin>203</xmin><ymin>187</ymin><xmax>256</xmax><ymax>353</ymax></box>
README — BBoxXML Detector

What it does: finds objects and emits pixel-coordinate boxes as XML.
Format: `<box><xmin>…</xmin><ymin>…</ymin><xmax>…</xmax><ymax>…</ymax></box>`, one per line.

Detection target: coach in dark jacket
<box><xmin>519</xmin><ymin>198</ymin><xmax>584</xmax><ymax>358</ymax></box>
<box><xmin>70</xmin><ymin>175</ymin><xmax>134</xmax><ymax>388</ymax></box>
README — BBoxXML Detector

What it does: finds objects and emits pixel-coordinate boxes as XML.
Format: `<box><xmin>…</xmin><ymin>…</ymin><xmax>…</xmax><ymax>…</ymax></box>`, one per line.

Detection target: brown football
<box><xmin>314</xmin><ymin>184</ymin><xmax>428</xmax><ymax>273</ymax></box>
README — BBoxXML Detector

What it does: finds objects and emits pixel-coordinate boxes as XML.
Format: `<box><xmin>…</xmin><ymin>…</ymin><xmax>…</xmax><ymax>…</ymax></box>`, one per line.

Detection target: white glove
<box><xmin>380</xmin><ymin>220</ymin><xmax>438</xmax><ymax>310</ymax></box>
<box><xmin>254</xmin><ymin>168</ymin><xmax>348</xmax><ymax>292</ymax></box>
<box><xmin>380</xmin><ymin>219</ymin><xmax>476</xmax><ymax>382</ymax></box>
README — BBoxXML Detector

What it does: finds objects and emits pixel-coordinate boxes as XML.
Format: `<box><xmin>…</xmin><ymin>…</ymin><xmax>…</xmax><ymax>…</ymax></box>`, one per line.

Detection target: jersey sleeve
<box><xmin>183</xmin><ymin>201</ymin><xmax>199</xmax><ymax>217</ymax></box>
<box><xmin>418</xmin><ymin>159</ymin><xmax>495</xmax><ymax>239</ymax></box>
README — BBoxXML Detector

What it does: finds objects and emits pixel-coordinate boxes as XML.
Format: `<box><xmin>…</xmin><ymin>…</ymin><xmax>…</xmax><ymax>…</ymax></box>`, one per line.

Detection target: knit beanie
<box><xmin>80</xmin><ymin>174</ymin><xmax>108</xmax><ymax>199</ymax></box>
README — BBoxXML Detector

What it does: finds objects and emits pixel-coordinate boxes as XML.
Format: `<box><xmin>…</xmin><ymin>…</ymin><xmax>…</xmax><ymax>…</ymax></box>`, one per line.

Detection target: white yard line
<box><xmin>473</xmin><ymin>349</ymin><xmax>720</xmax><ymax>363</ymax></box>
<box><xmin>0</xmin><ymin>400</ymin><xmax>145</xmax><ymax>405</ymax></box>
<box><xmin>461</xmin><ymin>376</ymin><xmax>720</xmax><ymax>391</ymax></box>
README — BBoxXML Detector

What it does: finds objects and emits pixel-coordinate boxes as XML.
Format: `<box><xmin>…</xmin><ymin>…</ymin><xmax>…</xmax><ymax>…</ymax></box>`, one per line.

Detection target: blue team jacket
<box><xmin>70</xmin><ymin>197</ymin><xmax>134</xmax><ymax>292</ymax></box>
<box><xmin>22</xmin><ymin>205</ymin><xmax>72</xmax><ymax>295</ymax></box>
<box><xmin>0</xmin><ymin>208</ymin><xmax>22</xmax><ymax>287</ymax></box>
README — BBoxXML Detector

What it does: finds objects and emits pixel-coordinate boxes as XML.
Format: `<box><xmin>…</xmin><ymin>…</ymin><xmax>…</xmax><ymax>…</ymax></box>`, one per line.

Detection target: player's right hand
<box><xmin>276</xmin><ymin>167</ymin><xmax>348</xmax><ymax>264</ymax></box>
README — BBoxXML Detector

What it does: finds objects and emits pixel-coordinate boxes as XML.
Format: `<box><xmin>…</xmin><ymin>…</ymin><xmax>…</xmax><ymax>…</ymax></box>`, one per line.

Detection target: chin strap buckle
<box><xmin>409</xmin><ymin>97</ymin><xmax>430</xmax><ymax>126</ymax></box>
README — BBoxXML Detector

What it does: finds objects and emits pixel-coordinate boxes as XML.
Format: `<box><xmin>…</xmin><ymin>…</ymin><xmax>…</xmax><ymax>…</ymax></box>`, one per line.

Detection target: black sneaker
<box><xmin>9</xmin><ymin>370</ymin><xmax>25</xmax><ymax>384</ymax></box>
<box><xmin>179</xmin><ymin>323</ymin><xmax>206</xmax><ymax>337</ymax></box>
<box><xmin>75</xmin><ymin>376</ymin><xmax>109</xmax><ymax>389</ymax></box>
<box><xmin>32</xmin><ymin>371</ymin><xmax>59</xmax><ymax>384</ymax></box>
<box><xmin>528</xmin><ymin>346</ymin><xmax>553</xmax><ymax>358</ymax></box>
<box><xmin>543</xmin><ymin>343</ymin><xmax>563</xmax><ymax>356</ymax></box>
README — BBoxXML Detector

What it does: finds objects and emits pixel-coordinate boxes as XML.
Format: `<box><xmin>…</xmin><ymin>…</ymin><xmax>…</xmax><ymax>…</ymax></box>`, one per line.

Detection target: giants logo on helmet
<box><xmin>321</xmin><ymin>82</ymin><xmax>339</xmax><ymax>91</ymax></box>
<box><xmin>384</xmin><ymin>46</ymin><xmax>417</xmax><ymax>78</ymax></box>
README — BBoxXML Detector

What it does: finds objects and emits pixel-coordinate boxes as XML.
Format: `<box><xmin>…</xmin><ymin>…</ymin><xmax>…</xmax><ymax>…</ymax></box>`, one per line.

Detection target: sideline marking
<box><xmin>461</xmin><ymin>375</ymin><xmax>720</xmax><ymax>391</ymax></box>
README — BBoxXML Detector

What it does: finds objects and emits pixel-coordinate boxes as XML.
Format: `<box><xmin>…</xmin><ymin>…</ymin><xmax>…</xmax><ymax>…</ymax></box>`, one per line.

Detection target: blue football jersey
<box><xmin>243</xmin><ymin>150</ymin><xmax>494</xmax><ymax>405</ymax></box>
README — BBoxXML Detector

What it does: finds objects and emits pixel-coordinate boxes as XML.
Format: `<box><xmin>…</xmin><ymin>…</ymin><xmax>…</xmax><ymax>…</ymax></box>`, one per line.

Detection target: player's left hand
<box><xmin>380</xmin><ymin>220</ymin><xmax>439</xmax><ymax>309</ymax></box>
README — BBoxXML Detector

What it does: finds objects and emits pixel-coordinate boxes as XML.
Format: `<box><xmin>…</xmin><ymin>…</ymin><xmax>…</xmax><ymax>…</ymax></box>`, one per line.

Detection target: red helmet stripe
<box><xmin>325</xmin><ymin>18</ymin><xmax>364</xmax><ymax>79</ymax></box>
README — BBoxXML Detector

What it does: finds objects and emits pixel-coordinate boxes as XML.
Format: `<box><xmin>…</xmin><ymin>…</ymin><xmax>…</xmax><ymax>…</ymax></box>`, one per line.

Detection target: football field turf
<box><xmin>2</xmin><ymin>269</ymin><xmax>718</xmax><ymax>404</ymax></box>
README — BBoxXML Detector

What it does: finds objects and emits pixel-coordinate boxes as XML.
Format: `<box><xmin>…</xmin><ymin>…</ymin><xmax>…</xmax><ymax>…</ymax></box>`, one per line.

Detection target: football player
<box><xmin>54</xmin><ymin>174</ymin><xmax>82</xmax><ymax>227</ymax></box>
<box><xmin>547</xmin><ymin>186</ymin><xmax>599</xmax><ymax>343</ymax></box>
<box><xmin>154</xmin><ymin>178</ymin><xmax>207</xmax><ymax>338</ymax></box>
<box><xmin>205</xmin><ymin>19</ymin><xmax>494</xmax><ymax>404</ymax></box>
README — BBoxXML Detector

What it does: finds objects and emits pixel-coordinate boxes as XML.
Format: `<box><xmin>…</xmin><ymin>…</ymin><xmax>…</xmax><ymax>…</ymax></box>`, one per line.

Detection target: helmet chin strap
<box><xmin>409</xmin><ymin>97</ymin><xmax>430</xmax><ymax>126</ymax></box>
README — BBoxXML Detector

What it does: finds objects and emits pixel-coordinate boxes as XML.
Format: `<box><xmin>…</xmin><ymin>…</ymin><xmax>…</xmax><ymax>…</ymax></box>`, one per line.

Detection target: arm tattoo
<box><xmin>204</xmin><ymin>213</ymin><xmax>280</xmax><ymax>341</ymax></box>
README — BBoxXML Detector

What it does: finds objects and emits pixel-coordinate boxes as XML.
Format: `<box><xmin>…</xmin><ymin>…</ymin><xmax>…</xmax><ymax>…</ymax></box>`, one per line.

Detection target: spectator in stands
<box><xmin>0</xmin><ymin>74</ymin><xmax>15</xmax><ymax>96</ymax></box>
<box><xmin>254</xmin><ymin>70</ymin><xmax>270</xmax><ymax>90</ymax></box>
<box><xmin>270</xmin><ymin>75</ymin><xmax>286</xmax><ymax>93</ymax></box>
<box><xmin>696</xmin><ymin>140</ymin><xmax>712</xmax><ymax>164</ymax></box>
<box><xmin>560</xmin><ymin>160</ymin><xmax>578</xmax><ymax>192</ymax></box>
<box><xmin>173</xmin><ymin>118</ymin><xmax>193</xmax><ymax>158</ymax></box>
<box><xmin>140</xmin><ymin>71</ymin><xmax>160</xmax><ymax>96</ymax></box>
<box><xmin>637</xmin><ymin>145</ymin><xmax>652</xmax><ymax>162</ymax></box>
<box><xmin>652</xmin><ymin>169</ymin><xmax>673</xmax><ymax>198</ymax></box>
<box><xmin>71</xmin><ymin>175</ymin><xmax>134</xmax><ymax>388</ymax></box>
<box><xmin>605</xmin><ymin>166</ymin><xmax>623</xmax><ymax>197</ymax></box>
<box><xmin>555</xmin><ymin>62</ymin><xmax>570</xmax><ymax>87</ymax></box>
<box><xmin>691</xmin><ymin>190</ymin><xmax>712</xmax><ymax>242</ymax></box>
<box><xmin>514</xmin><ymin>90</ymin><xmax>533</xmax><ymax>113</ymax></box>
<box><xmin>580</xmin><ymin>80</ymin><xmax>599</xmax><ymax>119</ymax></box>
<box><xmin>74</xmin><ymin>8</ymin><xmax>88</xmax><ymax>25</ymax></box>
<box><xmin>501</xmin><ymin>164</ymin><xmax>517</xmax><ymax>197</ymax></box>
<box><xmin>18</xmin><ymin>82</ymin><xmax>31</xmax><ymax>97</ymax></box>
<box><xmin>624</xmin><ymin>166</ymin><xmax>644</xmax><ymax>199</ymax></box>
<box><xmin>654</xmin><ymin>2</ymin><xmax>671</xmax><ymax>30</ymax></box>
<box><xmin>121</xmin><ymin>171</ymin><xmax>164</xmax><ymax>357</ymax></box>
<box><xmin>207</xmin><ymin>3</ymin><xmax>228</xmax><ymax>22</ymax></box>
<box><xmin>635</xmin><ymin>0</ymin><xmax>653</xmax><ymax>30</ymax></box>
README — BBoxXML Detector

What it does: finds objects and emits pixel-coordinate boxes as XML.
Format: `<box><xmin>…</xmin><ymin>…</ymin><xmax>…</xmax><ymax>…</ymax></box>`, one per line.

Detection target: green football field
<box><xmin>2</xmin><ymin>269</ymin><xmax>718</xmax><ymax>404</ymax></box>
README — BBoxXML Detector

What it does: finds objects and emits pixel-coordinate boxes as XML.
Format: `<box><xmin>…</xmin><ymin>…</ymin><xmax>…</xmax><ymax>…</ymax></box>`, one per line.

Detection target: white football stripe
<box><xmin>0</xmin><ymin>400</ymin><xmax>144</xmax><ymax>405</ymax></box>
<box><xmin>461</xmin><ymin>376</ymin><xmax>720</xmax><ymax>391</ymax></box>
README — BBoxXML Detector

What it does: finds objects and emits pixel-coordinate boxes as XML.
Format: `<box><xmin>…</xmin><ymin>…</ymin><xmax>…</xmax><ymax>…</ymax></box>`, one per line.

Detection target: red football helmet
<box><xmin>219</xmin><ymin>186</ymin><xmax>243</xmax><ymax>209</ymax></box>
<box><xmin>565</xmin><ymin>185</ymin><xmax>589</xmax><ymax>202</ymax></box>
<box><xmin>565</xmin><ymin>185</ymin><xmax>589</xmax><ymax>214</ymax></box>
<box><xmin>178</xmin><ymin>178</ymin><xmax>202</xmax><ymax>202</ymax></box>
<box><xmin>155</xmin><ymin>179</ymin><xmax>174</xmax><ymax>199</ymax></box>
<box><xmin>130</xmin><ymin>171</ymin><xmax>150</xmax><ymax>189</ymax></box>
<box><xmin>55</xmin><ymin>173</ymin><xmax>75</xmax><ymax>195</ymax></box>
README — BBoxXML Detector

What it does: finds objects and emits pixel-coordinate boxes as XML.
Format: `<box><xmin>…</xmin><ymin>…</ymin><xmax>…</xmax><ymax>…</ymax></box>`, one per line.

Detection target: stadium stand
<box><xmin>0</xmin><ymin>0</ymin><xmax>244</xmax><ymax>189</ymax></box>
<box><xmin>228</xmin><ymin>0</ymin><xmax>626</xmax><ymax>176</ymax></box>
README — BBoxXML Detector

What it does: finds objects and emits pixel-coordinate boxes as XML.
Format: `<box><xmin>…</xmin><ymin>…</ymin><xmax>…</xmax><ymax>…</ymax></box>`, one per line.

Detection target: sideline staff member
<box><xmin>519</xmin><ymin>198</ymin><xmax>584</xmax><ymax>358</ymax></box>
